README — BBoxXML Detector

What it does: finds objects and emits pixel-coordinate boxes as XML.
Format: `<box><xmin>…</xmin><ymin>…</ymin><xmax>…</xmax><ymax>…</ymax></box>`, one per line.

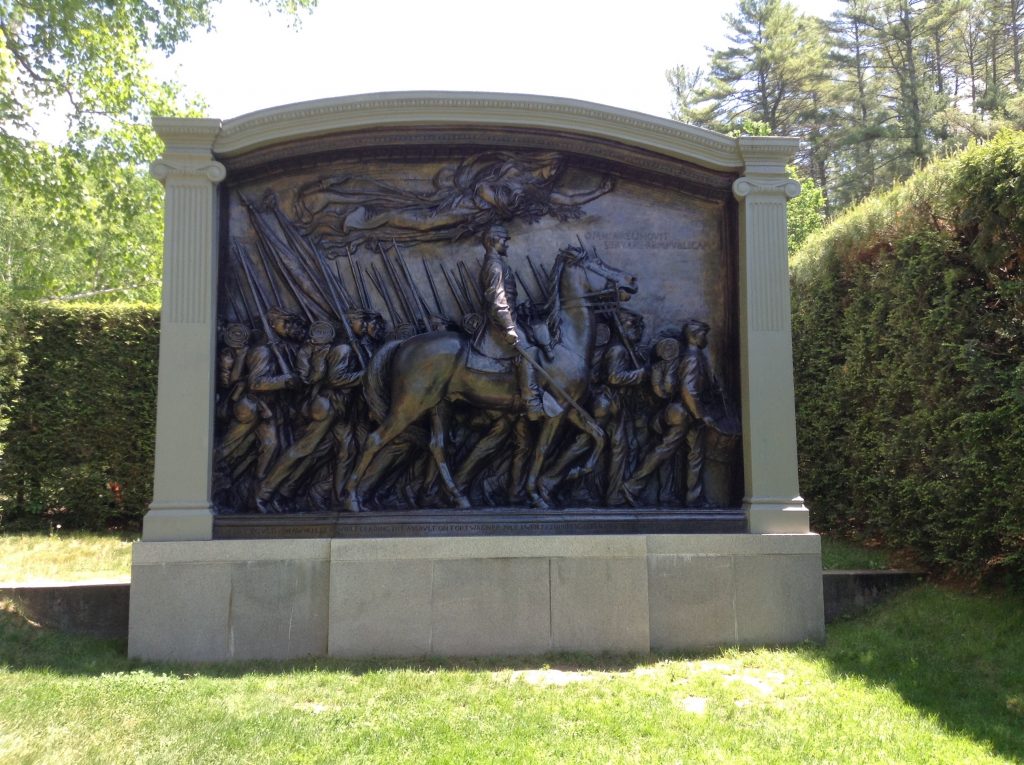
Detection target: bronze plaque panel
<box><xmin>212</xmin><ymin>129</ymin><xmax>741</xmax><ymax>532</ymax></box>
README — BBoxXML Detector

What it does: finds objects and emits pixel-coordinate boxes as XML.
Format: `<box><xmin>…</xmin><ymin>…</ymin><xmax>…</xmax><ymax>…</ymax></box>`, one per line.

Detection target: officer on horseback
<box><xmin>475</xmin><ymin>224</ymin><xmax>546</xmax><ymax>421</ymax></box>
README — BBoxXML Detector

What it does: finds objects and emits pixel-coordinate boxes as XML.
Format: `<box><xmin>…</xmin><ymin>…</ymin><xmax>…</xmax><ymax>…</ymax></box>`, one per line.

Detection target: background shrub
<box><xmin>0</xmin><ymin>302</ymin><xmax>158</xmax><ymax>531</ymax></box>
<box><xmin>792</xmin><ymin>130</ymin><xmax>1024</xmax><ymax>583</ymax></box>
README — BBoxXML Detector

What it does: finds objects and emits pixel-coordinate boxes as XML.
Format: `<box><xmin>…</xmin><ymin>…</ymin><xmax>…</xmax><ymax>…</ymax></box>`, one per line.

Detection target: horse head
<box><xmin>555</xmin><ymin>241</ymin><xmax>639</xmax><ymax>301</ymax></box>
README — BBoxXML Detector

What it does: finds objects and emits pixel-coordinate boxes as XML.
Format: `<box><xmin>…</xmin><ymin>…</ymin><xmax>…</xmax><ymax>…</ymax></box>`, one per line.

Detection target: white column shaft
<box><xmin>734</xmin><ymin>138</ymin><xmax>809</xmax><ymax>533</ymax></box>
<box><xmin>143</xmin><ymin>119</ymin><xmax>224</xmax><ymax>541</ymax></box>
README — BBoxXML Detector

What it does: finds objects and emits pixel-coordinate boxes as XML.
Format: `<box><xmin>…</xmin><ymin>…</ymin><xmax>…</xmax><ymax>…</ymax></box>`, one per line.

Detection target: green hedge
<box><xmin>0</xmin><ymin>302</ymin><xmax>158</xmax><ymax>531</ymax></box>
<box><xmin>792</xmin><ymin>131</ymin><xmax>1024</xmax><ymax>582</ymax></box>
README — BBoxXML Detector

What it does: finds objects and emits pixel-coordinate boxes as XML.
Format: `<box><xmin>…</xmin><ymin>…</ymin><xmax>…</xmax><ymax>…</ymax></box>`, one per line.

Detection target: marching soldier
<box><xmin>216</xmin><ymin>309</ymin><xmax>304</xmax><ymax>492</ymax></box>
<box><xmin>623</xmin><ymin>319</ymin><xmax>721</xmax><ymax>507</ymax></box>
<box><xmin>255</xmin><ymin>312</ymin><xmax>374</xmax><ymax>513</ymax></box>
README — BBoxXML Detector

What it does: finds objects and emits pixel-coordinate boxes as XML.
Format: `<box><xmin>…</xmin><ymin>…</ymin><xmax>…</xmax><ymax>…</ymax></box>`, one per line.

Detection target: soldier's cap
<box><xmin>484</xmin><ymin>224</ymin><xmax>510</xmax><ymax>241</ymax></box>
<box><xmin>267</xmin><ymin>307</ymin><xmax>305</xmax><ymax>326</ymax></box>
<box><xmin>346</xmin><ymin>308</ymin><xmax>384</xmax><ymax>323</ymax></box>
<box><xmin>683</xmin><ymin>319</ymin><xmax>710</xmax><ymax>333</ymax></box>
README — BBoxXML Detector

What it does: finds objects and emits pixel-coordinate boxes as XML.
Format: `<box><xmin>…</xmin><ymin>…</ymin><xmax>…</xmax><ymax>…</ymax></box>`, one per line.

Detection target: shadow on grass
<box><xmin>6</xmin><ymin>585</ymin><xmax>1023</xmax><ymax>761</ymax></box>
<box><xmin>816</xmin><ymin>584</ymin><xmax>1024</xmax><ymax>762</ymax></box>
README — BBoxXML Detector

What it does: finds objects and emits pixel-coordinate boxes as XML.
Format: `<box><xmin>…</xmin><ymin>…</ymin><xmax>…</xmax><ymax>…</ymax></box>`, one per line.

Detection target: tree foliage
<box><xmin>787</xmin><ymin>167</ymin><xmax>826</xmax><ymax>253</ymax></box>
<box><xmin>0</xmin><ymin>131</ymin><xmax>168</xmax><ymax>303</ymax></box>
<box><xmin>673</xmin><ymin>0</ymin><xmax>1024</xmax><ymax>212</ymax></box>
<box><xmin>0</xmin><ymin>0</ymin><xmax>311</xmax><ymax>142</ymax></box>
<box><xmin>0</xmin><ymin>0</ymin><xmax>314</xmax><ymax>303</ymax></box>
<box><xmin>669</xmin><ymin>0</ymin><xmax>828</xmax><ymax>175</ymax></box>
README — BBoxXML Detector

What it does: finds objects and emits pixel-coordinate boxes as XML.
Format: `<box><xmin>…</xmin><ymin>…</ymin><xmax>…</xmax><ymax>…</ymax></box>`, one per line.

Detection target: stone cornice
<box><xmin>153</xmin><ymin>117</ymin><xmax>222</xmax><ymax>153</ymax></box>
<box><xmin>736</xmin><ymin>135</ymin><xmax>800</xmax><ymax>180</ymax></box>
<box><xmin>206</xmin><ymin>92</ymin><xmax>747</xmax><ymax>173</ymax></box>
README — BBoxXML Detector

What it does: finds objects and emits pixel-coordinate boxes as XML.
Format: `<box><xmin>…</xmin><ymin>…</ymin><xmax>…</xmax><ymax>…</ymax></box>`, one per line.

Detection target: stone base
<box><xmin>128</xmin><ymin>534</ymin><xmax>824</xmax><ymax>662</ymax></box>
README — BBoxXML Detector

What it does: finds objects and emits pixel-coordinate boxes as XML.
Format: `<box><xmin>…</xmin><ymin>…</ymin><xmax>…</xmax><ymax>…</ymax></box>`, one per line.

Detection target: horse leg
<box><xmin>429</xmin><ymin>402</ymin><xmax>471</xmax><ymax>509</ymax></box>
<box><xmin>342</xmin><ymin>403</ymin><xmax>430</xmax><ymax>512</ymax></box>
<box><xmin>563</xmin><ymin>405</ymin><xmax>606</xmax><ymax>481</ymax></box>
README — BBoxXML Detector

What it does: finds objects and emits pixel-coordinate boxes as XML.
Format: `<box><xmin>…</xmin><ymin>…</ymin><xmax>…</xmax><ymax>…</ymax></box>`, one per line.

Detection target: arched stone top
<box><xmin>162</xmin><ymin>91</ymin><xmax>795</xmax><ymax>175</ymax></box>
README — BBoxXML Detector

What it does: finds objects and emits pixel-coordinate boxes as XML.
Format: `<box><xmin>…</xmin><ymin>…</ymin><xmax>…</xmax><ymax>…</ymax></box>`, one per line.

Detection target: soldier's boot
<box><xmin>516</xmin><ymin>355</ymin><xmax>545</xmax><ymax>421</ymax></box>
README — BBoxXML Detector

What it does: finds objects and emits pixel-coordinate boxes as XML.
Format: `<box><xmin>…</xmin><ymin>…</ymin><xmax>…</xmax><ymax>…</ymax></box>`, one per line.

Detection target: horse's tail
<box><xmin>363</xmin><ymin>339</ymin><xmax>403</xmax><ymax>424</ymax></box>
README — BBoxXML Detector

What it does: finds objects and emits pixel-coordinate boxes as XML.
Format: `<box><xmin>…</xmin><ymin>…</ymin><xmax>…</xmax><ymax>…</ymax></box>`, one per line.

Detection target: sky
<box><xmin>152</xmin><ymin>0</ymin><xmax>841</xmax><ymax>123</ymax></box>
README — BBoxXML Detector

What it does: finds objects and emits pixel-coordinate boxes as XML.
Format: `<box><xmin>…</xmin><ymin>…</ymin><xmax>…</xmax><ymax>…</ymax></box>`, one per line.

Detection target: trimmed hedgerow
<box><xmin>792</xmin><ymin>130</ymin><xmax>1024</xmax><ymax>583</ymax></box>
<box><xmin>0</xmin><ymin>302</ymin><xmax>158</xmax><ymax>531</ymax></box>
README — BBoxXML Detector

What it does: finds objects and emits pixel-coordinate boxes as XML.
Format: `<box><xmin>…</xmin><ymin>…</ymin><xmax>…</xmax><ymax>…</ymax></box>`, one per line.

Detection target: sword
<box><xmin>511</xmin><ymin>344</ymin><xmax>603</xmax><ymax>436</ymax></box>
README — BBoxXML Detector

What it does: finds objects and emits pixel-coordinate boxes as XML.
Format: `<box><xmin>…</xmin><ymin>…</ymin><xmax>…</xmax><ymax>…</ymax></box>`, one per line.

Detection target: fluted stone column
<box><xmin>733</xmin><ymin>137</ymin><xmax>809</xmax><ymax>534</ymax></box>
<box><xmin>143</xmin><ymin>118</ymin><xmax>225</xmax><ymax>541</ymax></box>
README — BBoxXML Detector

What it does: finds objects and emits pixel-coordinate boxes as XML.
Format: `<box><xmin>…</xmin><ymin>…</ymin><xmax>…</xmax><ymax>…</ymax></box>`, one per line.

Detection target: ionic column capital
<box><xmin>150</xmin><ymin>158</ymin><xmax>227</xmax><ymax>185</ymax></box>
<box><xmin>732</xmin><ymin>176</ymin><xmax>802</xmax><ymax>201</ymax></box>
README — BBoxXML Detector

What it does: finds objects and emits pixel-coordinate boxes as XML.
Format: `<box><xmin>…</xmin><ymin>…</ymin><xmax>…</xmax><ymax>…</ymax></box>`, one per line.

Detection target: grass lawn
<box><xmin>0</xmin><ymin>532</ymin><xmax>135</xmax><ymax>585</ymax></box>
<box><xmin>819</xmin><ymin>536</ymin><xmax>896</xmax><ymax>571</ymax></box>
<box><xmin>1</xmin><ymin>583</ymin><xmax>1022</xmax><ymax>764</ymax></box>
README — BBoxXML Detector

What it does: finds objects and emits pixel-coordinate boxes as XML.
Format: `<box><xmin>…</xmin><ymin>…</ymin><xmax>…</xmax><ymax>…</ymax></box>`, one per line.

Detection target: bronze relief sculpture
<box><xmin>213</xmin><ymin>148</ymin><xmax>740</xmax><ymax>517</ymax></box>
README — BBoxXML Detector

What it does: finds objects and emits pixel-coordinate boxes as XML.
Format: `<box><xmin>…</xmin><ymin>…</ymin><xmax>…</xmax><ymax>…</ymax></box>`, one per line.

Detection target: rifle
<box><xmin>379</xmin><ymin>244</ymin><xmax>416</xmax><ymax>327</ymax></box>
<box><xmin>232</xmin><ymin>242</ymin><xmax>292</xmax><ymax>374</ymax></box>
<box><xmin>311</xmin><ymin>244</ymin><xmax>367</xmax><ymax>368</ymax></box>
<box><xmin>526</xmin><ymin>255</ymin><xmax>550</xmax><ymax>303</ymax></box>
<box><xmin>348</xmin><ymin>256</ymin><xmax>365</xmax><ymax>310</ymax></box>
<box><xmin>457</xmin><ymin>261</ymin><xmax>483</xmax><ymax>312</ymax></box>
<box><xmin>609</xmin><ymin>309</ymin><xmax>642</xmax><ymax>370</ymax></box>
<box><xmin>422</xmin><ymin>260</ymin><xmax>447</xmax><ymax>320</ymax></box>
<box><xmin>355</xmin><ymin>261</ymin><xmax>374</xmax><ymax>313</ymax></box>
<box><xmin>515</xmin><ymin>270</ymin><xmax>538</xmax><ymax>305</ymax></box>
<box><xmin>442</xmin><ymin>266</ymin><xmax>469</xmax><ymax>315</ymax></box>
<box><xmin>393</xmin><ymin>241</ymin><xmax>431</xmax><ymax>329</ymax></box>
<box><xmin>368</xmin><ymin>262</ymin><xmax>402</xmax><ymax>326</ymax></box>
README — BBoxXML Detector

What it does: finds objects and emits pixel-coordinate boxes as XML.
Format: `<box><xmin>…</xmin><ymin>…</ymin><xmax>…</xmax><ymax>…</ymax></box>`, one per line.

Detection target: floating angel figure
<box><xmin>293</xmin><ymin>151</ymin><xmax>615</xmax><ymax>255</ymax></box>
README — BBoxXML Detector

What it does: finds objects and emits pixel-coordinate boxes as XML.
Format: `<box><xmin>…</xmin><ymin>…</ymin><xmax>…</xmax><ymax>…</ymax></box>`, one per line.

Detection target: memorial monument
<box><xmin>129</xmin><ymin>93</ymin><xmax>824</xmax><ymax>661</ymax></box>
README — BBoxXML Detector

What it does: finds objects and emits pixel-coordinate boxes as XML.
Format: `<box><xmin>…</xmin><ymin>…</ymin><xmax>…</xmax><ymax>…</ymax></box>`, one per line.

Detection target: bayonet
<box><xmin>422</xmin><ymin>260</ymin><xmax>447</xmax><ymax>320</ymax></box>
<box><xmin>317</xmin><ymin>250</ymin><xmax>367</xmax><ymax>368</ymax></box>
<box><xmin>394</xmin><ymin>242</ymin><xmax>430</xmax><ymax>329</ymax></box>
<box><xmin>457</xmin><ymin>261</ymin><xmax>483</xmax><ymax>312</ymax></box>
<box><xmin>348</xmin><ymin>256</ymin><xmax>365</xmax><ymax>310</ymax></box>
<box><xmin>355</xmin><ymin>261</ymin><xmax>374</xmax><ymax>316</ymax></box>
<box><xmin>526</xmin><ymin>255</ymin><xmax>550</xmax><ymax>302</ymax></box>
<box><xmin>368</xmin><ymin>262</ymin><xmax>402</xmax><ymax>326</ymax></box>
<box><xmin>249</xmin><ymin>211</ymin><xmax>317</xmax><ymax>326</ymax></box>
<box><xmin>515</xmin><ymin>270</ymin><xmax>538</xmax><ymax>305</ymax></box>
<box><xmin>380</xmin><ymin>244</ymin><xmax>417</xmax><ymax>329</ymax></box>
<box><xmin>442</xmin><ymin>266</ymin><xmax>468</xmax><ymax>315</ymax></box>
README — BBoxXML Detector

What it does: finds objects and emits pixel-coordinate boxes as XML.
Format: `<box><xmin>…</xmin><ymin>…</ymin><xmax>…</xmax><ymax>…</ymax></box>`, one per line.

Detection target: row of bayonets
<box><xmin>226</xmin><ymin>195</ymin><xmax>557</xmax><ymax>370</ymax></box>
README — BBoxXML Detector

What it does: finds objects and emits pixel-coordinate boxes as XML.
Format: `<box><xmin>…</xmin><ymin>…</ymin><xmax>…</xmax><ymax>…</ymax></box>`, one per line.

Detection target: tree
<box><xmin>0</xmin><ymin>0</ymin><xmax>315</xmax><ymax>302</ymax></box>
<box><xmin>0</xmin><ymin>0</ymin><xmax>312</xmax><ymax>144</ymax></box>
<box><xmin>673</xmin><ymin>0</ymin><xmax>827</xmax><ymax>134</ymax></box>
<box><xmin>670</xmin><ymin>0</ymin><xmax>828</xmax><ymax>182</ymax></box>
<box><xmin>0</xmin><ymin>135</ymin><xmax>166</xmax><ymax>303</ymax></box>
<box><xmin>787</xmin><ymin>168</ymin><xmax>826</xmax><ymax>254</ymax></box>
